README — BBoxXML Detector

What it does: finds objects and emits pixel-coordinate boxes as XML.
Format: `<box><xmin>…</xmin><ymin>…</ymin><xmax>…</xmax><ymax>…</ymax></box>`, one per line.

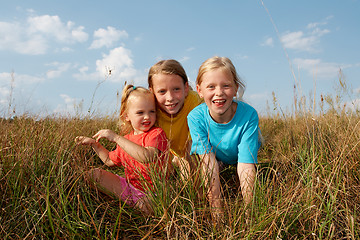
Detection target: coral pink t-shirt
<box><xmin>108</xmin><ymin>127</ymin><xmax>168</xmax><ymax>191</ymax></box>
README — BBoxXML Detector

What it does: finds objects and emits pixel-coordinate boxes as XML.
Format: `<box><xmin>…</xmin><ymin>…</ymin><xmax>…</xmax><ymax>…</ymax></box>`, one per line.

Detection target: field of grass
<box><xmin>1</xmin><ymin>95</ymin><xmax>360</xmax><ymax>239</ymax></box>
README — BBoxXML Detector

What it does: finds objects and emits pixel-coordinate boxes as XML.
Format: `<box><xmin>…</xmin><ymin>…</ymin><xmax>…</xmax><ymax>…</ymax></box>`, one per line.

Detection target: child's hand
<box><xmin>75</xmin><ymin>136</ymin><xmax>96</xmax><ymax>146</ymax></box>
<box><xmin>92</xmin><ymin>129</ymin><xmax>119</xmax><ymax>143</ymax></box>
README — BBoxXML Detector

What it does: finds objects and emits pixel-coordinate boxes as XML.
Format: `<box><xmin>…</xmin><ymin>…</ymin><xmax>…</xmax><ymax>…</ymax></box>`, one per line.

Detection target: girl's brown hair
<box><xmin>196</xmin><ymin>56</ymin><xmax>246</xmax><ymax>99</ymax></box>
<box><xmin>148</xmin><ymin>59</ymin><xmax>188</xmax><ymax>88</ymax></box>
<box><xmin>119</xmin><ymin>85</ymin><xmax>154</xmax><ymax>135</ymax></box>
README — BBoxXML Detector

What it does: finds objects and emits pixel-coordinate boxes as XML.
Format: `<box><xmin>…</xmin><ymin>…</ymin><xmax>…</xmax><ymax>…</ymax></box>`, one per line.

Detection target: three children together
<box><xmin>75</xmin><ymin>56</ymin><xmax>262</xmax><ymax>219</ymax></box>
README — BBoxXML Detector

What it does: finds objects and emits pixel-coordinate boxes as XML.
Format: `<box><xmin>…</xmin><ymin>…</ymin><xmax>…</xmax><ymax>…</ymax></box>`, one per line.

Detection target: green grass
<box><xmin>1</xmin><ymin>98</ymin><xmax>360</xmax><ymax>239</ymax></box>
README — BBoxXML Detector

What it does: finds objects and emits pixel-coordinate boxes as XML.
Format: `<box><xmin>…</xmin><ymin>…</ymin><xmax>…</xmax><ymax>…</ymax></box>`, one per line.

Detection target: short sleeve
<box><xmin>237</xmin><ymin>111</ymin><xmax>260</xmax><ymax>164</ymax></box>
<box><xmin>144</xmin><ymin>127</ymin><xmax>168</xmax><ymax>153</ymax></box>
<box><xmin>187</xmin><ymin>108</ymin><xmax>214</xmax><ymax>155</ymax></box>
<box><xmin>108</xmin><ymin>146</ymin><xmax>124</xmax><ymax>166</ymax></box>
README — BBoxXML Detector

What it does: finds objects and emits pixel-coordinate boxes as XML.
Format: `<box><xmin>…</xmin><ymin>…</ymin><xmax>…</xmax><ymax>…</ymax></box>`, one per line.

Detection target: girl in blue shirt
<box><xmin>187</xmin><ymin>56</ymin><xmax>261</xmax><ymax>219</ymax></box>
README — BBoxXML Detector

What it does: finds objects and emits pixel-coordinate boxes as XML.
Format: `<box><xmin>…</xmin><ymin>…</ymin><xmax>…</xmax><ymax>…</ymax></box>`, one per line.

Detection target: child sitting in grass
<box><xmin>75</xmin><ymin>85</ymin><xmax>168</xmax><ymax>215</ymax></box>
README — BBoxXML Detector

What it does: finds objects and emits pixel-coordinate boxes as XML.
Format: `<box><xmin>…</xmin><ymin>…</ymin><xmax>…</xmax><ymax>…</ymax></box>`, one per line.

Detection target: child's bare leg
<box><xmin>135</xmin><ymin>196</ymin><xmax>154</xmax><ymax>216</ymax></box>
<box><xmin>87</xmin><ymin>168</ymin><xmax>153</xmax><ymax>215</ymax></box>
<box><xmin>87</xmin><ymin>168</ymin><xmax>127</xmax><ymax>198</ymax></box>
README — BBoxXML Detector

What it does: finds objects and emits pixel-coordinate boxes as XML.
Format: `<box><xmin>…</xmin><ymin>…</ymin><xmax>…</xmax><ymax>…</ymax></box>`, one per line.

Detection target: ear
<box><xmin>196</xmin><ymin>84</ymin><xmax>203</xmax><ymax>98</ymax></box>
<box><xmin>184</xmin><ymin>82</ymin><xmax>189</xmax><ymax>96</ymax></box>
<box><xmin>233</xmin><ymin>85</ymin><xmax>239</xmax><ymax>98</ymax></box>
<box><xmin>149</xmin><ymin>87</ymin><xmax>154</xmax><ymax>93</ymax></box>
<box><xmin>124</xmin><ymin>113</ymin><xmax>130</xmax><ymax>122</ymax></box>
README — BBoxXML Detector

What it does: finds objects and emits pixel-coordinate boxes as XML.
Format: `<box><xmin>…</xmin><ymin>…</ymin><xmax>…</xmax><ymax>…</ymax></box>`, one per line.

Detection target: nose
<box><xmin>215</xmin><ymin>87</ymin><xmax>223</xmax><ymax>96</ymax></box>
<box><xmin>166</xmin><ymin>91</ymin><xmax>174</xmax><ymax>102</ymax></box>
<box><xmin>144</xmin><ymin>113</ymin><xmax>150</xmax><ymax>119</ymax></box>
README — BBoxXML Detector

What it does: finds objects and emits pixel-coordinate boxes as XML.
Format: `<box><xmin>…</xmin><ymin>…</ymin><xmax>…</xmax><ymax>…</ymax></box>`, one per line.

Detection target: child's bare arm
<box><xmin>200</xmin><ymin>153</ymin><xmax>222</xmax><ymax>210</ymax></box>
<box><xmin>237</xmin><ymin>163</ymin><xmax>256</xmax><ymax>206</ymax></box>
<box><xmin>75</xmin><ymin>136</ymin><xmax>115</xmax><ymax>167</ymax></box>
<box><xmin>93</xmin><ymin>129</ymin><xmax>158</xmax><ymax>164</ymax></box>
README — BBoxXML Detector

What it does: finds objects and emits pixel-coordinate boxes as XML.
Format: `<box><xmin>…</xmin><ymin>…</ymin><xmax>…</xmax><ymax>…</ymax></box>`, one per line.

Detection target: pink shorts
<box><xmin>117</xmin><ymin>175</ymin><xmax>147</xmax><ymax>206</ymax></box>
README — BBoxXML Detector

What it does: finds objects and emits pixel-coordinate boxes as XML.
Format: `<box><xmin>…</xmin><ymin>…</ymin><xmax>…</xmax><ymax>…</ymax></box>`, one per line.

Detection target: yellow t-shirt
<box><xmin>156</xmin><ymin>90</ymin><xmax>202</xmax><ymax>158</ymax></box>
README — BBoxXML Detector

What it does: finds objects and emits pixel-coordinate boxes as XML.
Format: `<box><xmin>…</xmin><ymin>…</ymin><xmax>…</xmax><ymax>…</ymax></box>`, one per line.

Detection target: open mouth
<box><xmin>165</xmin><ymin>103</ymin><xmax>178</xmax><ymax>109</ymax></box>
<box><xmin>212</xmin><ymin>99</ymin><xmax>226</xmax><ymax>106</ymax></box>
<box><xmin>142</xmin><ymin>122</ymin><xmax>151</xmax><ymax>126</ymax></box>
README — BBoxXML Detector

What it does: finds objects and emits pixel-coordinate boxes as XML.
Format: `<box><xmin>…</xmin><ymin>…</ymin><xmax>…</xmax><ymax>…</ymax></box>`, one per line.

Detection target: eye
<box><xmin>158</xmin><ymin>89</ymin><xmax>166</xmax><ymax>94</ymax></box>
<box><xmin>136</xmin><ymin>111</ymin><xmax>144</xmax><ymax>115</ymax></box>
<box><xmin>207</xmin><ymin>85</ymin><xmax>215</xmax><ymax>89</ymax></box>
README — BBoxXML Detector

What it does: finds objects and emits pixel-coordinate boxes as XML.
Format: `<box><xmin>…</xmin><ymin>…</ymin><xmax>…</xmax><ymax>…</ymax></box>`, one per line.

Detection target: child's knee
<box><xmin>86</xmin><ymin>168</ymin><xmax>103</xmax><ymax>182</ymax></box>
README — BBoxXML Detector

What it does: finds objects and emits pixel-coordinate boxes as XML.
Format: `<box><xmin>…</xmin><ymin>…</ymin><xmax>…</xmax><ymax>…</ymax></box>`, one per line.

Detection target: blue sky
<box><xmin>1</xmin><ymin>0</ymin><xmax>359</xmax><ymax>117</ymax></box>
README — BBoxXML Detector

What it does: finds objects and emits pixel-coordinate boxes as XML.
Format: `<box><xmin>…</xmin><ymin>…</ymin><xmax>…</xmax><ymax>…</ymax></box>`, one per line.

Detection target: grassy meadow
<box><xmin>1</xmin><ymin>88</ymin><xmax>360</xmax><ymax>239</ymax></box>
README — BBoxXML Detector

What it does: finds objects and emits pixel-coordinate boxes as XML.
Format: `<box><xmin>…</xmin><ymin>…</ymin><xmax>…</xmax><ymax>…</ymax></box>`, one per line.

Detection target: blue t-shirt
<box><xmin>187</xmin><ymin>100</ymin><xmax>261</xmax><ymax>165</ymax></box>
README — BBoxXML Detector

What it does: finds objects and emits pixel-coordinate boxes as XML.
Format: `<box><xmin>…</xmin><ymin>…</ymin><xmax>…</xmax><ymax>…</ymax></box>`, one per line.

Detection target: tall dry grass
<box><xmin>1</xmin><ymin>88</ymin><xmax>360</xmax><ymax>239</ymax></box>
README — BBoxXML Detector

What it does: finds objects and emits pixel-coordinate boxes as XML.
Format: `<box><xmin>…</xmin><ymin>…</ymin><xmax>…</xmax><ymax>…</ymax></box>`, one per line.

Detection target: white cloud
<box><xmin>281</xmin><ymin>31</ymin><xmax>319</xmax><ymax>52</ymax></box>
<box><xmin>71</xmin><ymin>25</ymin><xmax>88</xmax><ymax>42</ymax></box>
<box><xmin>345</xmin><ymin>98</ymin><xmax>360</xmax><ymax>112</ymax></box>
<box><xmin>27</xmin><ymin>15</ymin><xmax>88</xmax><ymax>43</ymax></box>
<box><xmin>53</xmin><ymin>94</ymin><xmax>83</xmax><ymax>115</ymax></box>
<box><xmin>72</xmin><ymin>66</ymin><xmax>99</xmax><ymax>81</ymax></box>
<box><xmin>0</xmin><ymin>21</ymin><xmax>48</xmax><ymax>54</ymax></box>
<box><xmin>0</xmin><ymin>72</ymin><xmax>45</xmax><ymax>87</ymax></box>
<box><xmin>306</xmin><ymin>16</ymin><xmax>333</xmax><ymax>29</ymax></box>
<box><xmin>280</xmin><ymin>18</ymin><xmax>330</xmax><ymax>52</ymax></box>
<box><xmin>60</xmin><ymin>47</ymin><xmax>73</xmax><ymax>52</ymax></box>
<box><xmin>90</xmin><ymin>26</ymin><xmax>128</xmax><ymax>49</ymax></box>
<box><xmin>74</xmin><ymin>46</ymin><xmax>138</xmax><ymax>84</ymax></box>
<box><xmin>0</xmin><ymin>73</ymin><xmax>15</xmax><ymax>109</ymax></box>
<box><xmin>0</xmin><ymin>86</ymin><xmax>10</xmax><ymax>107</ymax></box>
<box><xmin>0</xmin><ymin>72</ymin><xmax>45</xmax><ymax>114</ymax></box>
<box><xmin>261</xmin><ymin>37</ymin><xmax>274</xmax><ymax>47</ymax></box>
<box><xmin>179</xmin><ymin>56</ymin><xmax>190</xmax><ymax>62</ymax></box>
<box><xmin>0</xmin><ymin>86</ymin><xmax>10</xmax><ymax>96</ymax></box>
<box><xmin>0</xmin><ymin>13</ymin><xmax>88</xmax><ymax>55</ymax></box>
<box><xmin>60</xmin><ymin>94</ymin><xmax>76</xmax><ymax>105</ymax></box>
<box><xmin>46</xmin><ymin>62</ymin><xmax>71</xmax><ymax>79</ymax></box>
<box><xmin>293</xmin><ymin>58</ymin><xmax>352</xmax><ymax>79</ymax></box>
<box><xmin>14</xmin><ymin>73</ymin><xmax>45</xmax><ymax>85</ymax></box>
<box><xmin>96</xmin><ymin>46</ymin><xmax>137</xmax><ymax>82</ymax></box>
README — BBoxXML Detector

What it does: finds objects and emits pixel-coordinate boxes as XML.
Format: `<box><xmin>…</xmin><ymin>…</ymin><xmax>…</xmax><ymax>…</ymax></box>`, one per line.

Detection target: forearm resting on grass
<box><xmin>200</xmin><ymin>153</ymin><xmax>222</xmax><ymax>211</ymax></box>
<box><xmin>237</xmin><ymin>163</ymin><xmax>256</xmax><ymax>206</ymax></box>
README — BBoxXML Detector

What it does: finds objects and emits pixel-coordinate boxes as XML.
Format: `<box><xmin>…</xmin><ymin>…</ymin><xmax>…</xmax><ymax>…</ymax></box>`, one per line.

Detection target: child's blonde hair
<box><xmin>196</xmin><ymin>56</ymin><xmax>246</xmax><ymax>99</ymax></box>
<box><xmin>148</xmin><ymin>59</ymin><xmax>189</xmax><ymax>88</ymax></box>
<box><xmin>119</xmin><ymin>85</ymin><xmax>154</xmax><ymax>135</ymax></box>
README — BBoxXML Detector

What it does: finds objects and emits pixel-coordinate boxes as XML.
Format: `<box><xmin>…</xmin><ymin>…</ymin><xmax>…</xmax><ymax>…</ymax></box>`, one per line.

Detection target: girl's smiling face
<box><xmin>150</xmin><ymin>73</ymin><xmax>189</xmax><ymax>116</ymax></box>
<box><xmin>125</xmin><ymin>94</ymin><xmax>156</xmax><ymax>135</ymax></box>
<box><xmin>196</xmin><ymin>68</ymin><xmax>238</xmax><ymax>123</ymax></box>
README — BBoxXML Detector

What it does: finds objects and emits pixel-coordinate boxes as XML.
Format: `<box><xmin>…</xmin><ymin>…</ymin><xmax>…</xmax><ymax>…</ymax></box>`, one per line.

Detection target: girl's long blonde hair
<box><xmin>119</xmin><ymin>85</ymin><xmax>153</xmax><ymax>135</ymax></box>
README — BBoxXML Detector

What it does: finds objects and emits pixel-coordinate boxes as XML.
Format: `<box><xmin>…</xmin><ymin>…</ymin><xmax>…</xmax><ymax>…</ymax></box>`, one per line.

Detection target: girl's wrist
<box><xmin>113</xmin><ymin>135</ymin><xmax>121</xmax><ymax>143</ymax></box>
